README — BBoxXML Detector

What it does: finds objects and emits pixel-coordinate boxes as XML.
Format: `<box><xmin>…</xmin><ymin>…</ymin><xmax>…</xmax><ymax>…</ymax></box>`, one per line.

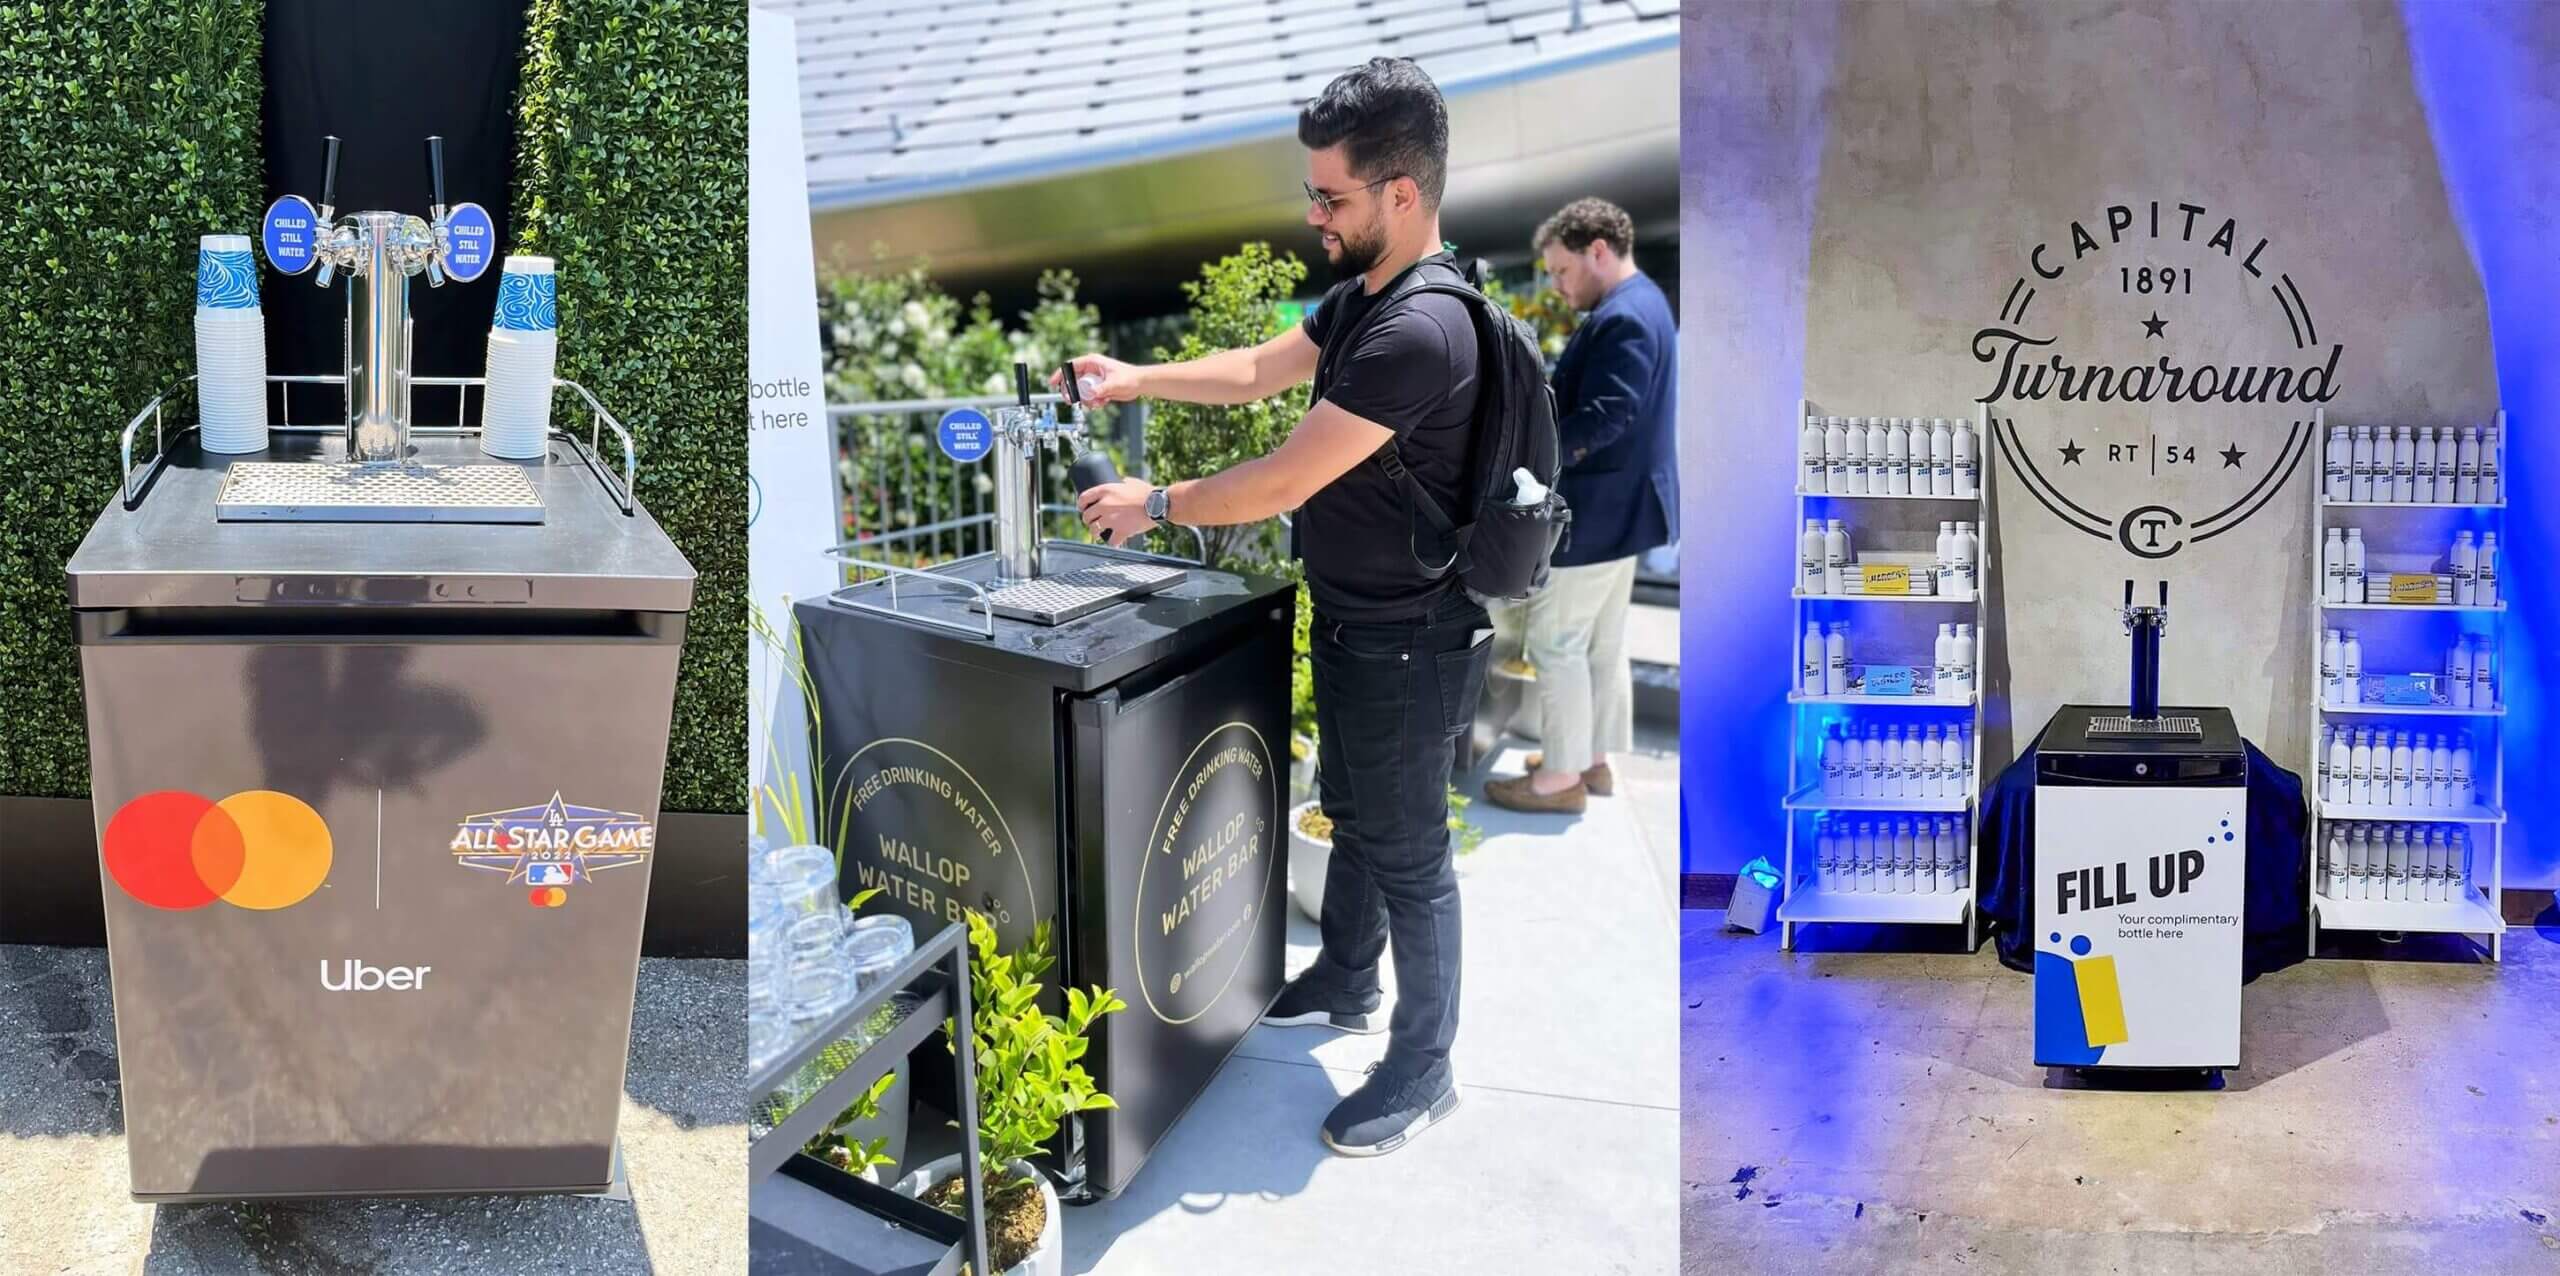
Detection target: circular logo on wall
<box><xmin>829</xmin><ymin>738</ymin><xmax>1036</xmax><ymax>938</ymax></box>
<box><xmin>1972</xmin><ymin>200</ymin><xmax>2339</xmax><ymax>559</ymax></box>
<box><xmin>1133</xmin><ymin>723</ymin><xmax>1278</xmax><ymax>1025</ymax></box>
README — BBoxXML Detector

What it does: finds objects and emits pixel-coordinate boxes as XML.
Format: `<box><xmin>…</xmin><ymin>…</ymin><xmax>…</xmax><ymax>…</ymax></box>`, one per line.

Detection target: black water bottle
<box><xmin>1069</xmin><ymin>451</ymin><xmax>1121</xmax><ymax>543</ymax></box>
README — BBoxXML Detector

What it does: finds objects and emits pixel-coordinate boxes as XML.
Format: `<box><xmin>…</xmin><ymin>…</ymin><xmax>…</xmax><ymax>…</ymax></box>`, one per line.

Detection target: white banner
<box><xmin>2033</xmin><ymin>784</ymin><xmax>2245</xmax><ymax>1070</ymax></box>
<box><xmin>747</xmin><ymin>6</ymin><xmax>842</xmax><ymax>837</ymax></box>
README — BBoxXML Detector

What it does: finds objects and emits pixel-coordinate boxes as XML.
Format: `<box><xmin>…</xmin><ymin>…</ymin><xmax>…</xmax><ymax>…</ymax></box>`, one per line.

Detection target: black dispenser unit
<box><xmin>798</xmin><ymin>367</ymin><xmax>1294</xmax><ymax>1200</ymax></box>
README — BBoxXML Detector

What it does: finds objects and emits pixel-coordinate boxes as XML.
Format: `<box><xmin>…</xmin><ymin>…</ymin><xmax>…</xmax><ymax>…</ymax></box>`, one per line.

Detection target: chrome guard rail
<box><xmin>117</xmin><ymin>373</ymin><xmax>639</xmax><ymax>515</ymax></box>
<box><xmin>813</xmin><ymin>524</ymin><xmax>1206</xmax><ymax>643</ymax></box>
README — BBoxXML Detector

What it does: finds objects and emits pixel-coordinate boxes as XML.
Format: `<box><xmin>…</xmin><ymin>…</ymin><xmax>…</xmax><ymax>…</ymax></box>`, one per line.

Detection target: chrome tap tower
<box><xmin>284</xmin><ymin>135</ymin><xmax>470</xmax><ymax>464</ymax></box>
<box><xmin>990</xmin><ymin>362</ymin><xmax>1099</xmax><ymax>582</ymax></box>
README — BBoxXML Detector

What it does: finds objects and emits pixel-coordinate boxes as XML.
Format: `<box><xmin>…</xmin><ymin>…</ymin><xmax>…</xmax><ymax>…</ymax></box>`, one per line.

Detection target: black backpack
<box><xmin>1334</xmin><ymin>257</ymin><xmax>1571</xmax><ymax>600</ymax></box>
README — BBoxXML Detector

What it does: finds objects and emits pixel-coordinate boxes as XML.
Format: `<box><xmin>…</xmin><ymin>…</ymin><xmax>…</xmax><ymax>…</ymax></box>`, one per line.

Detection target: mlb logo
<box><xmin>527</xmin><ymin>863</ymin><xmax>574</xmax><ymax>886</ymax></box>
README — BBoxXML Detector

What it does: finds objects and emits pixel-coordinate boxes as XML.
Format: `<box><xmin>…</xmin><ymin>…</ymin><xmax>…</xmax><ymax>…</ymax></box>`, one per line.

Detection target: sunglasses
<box><xmin>1303</xmin><ymin>174</ymin><xmax>1405</xmax><ymax>220</ymax></box>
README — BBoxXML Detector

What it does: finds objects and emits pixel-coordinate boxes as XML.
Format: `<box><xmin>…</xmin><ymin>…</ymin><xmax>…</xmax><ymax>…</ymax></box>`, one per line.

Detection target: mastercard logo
<box><xmin>103</xmin><ymin>790</ymin><xmax>333</xmax><ymax>911</ymax></box>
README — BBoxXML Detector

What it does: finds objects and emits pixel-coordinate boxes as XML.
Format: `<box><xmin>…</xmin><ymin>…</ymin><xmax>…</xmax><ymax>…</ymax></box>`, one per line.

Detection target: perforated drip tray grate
<box><xmin>216</xmin><ymin>460</ymin><xmax>545</xmax><ymax>524</ymax></box>
<box><xmin>974</xmin><ymin>562</ymin><xmax>1185</xmax><ymax>625</ymax></box>
<box><xmin>2086</xmin><ymin>714</ymin><xmax>2203</xmax><ymax>740</ymax></box>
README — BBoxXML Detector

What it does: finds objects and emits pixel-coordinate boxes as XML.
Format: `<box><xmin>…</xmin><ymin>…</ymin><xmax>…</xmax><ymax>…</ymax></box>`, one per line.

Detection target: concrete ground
<box><xmin>0</xmin><ymin>950</ymin><xmax>746</xmax><ymax>1275</ymax></box>
<box><xmin>1063</xmin><ymin>723</ymin><xmax>1682</xmax><ymax>1274</ymax></box>
<box><xmin>1681</xmin><ymin>910</ymin><xmax>2560</xmax><ymax>1273</ymax></box>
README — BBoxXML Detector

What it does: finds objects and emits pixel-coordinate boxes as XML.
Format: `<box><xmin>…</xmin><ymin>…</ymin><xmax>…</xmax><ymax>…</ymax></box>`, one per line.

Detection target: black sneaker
<box><xmin>1321</xmin><ymin>1061</ymin><xmax>1458</xmax><ymax>1158</ymax></box>
<box><xmin>1258</xmin><ymin>972</ymin><xmax>1383</xmax><ymax>1035</ymax></box>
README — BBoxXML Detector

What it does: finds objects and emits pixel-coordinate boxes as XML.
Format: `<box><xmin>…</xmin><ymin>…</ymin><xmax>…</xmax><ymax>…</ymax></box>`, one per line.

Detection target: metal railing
<box><xmin>827</xmin><ymin>391</ymin><xmax>1175</xmax><ymax>568</ymax></box>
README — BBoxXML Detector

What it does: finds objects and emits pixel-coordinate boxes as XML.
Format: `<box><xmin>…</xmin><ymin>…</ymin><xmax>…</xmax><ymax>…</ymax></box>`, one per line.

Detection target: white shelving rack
<box><xmin>2304</xmin><ymin>406</ymin><xmax>2508</xmax><ymax>961</ymax></box>
<box><xmin>1777</xmin><ymin>400</ymin><xmax>1993</xmax><ymax>952</ymax></box>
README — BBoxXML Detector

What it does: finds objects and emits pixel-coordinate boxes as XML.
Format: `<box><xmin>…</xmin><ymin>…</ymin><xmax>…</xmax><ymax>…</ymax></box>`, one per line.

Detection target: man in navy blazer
<box><xmin>1486</xmin><ymin>198</ymin><xmax>1678</xmax><ymax>814</ymax></box>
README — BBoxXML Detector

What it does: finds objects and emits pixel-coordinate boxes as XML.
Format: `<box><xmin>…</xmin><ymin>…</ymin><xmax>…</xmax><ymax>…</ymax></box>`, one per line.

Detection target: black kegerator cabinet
<box><xmin>797</xmin><ymin>540</ymin><xmax>1295</xmax><ymax>1200</ymax></box>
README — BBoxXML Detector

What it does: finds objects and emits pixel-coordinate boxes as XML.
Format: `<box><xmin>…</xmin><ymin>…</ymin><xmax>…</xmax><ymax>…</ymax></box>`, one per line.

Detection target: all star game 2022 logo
<box><xmin>1974</xmin><ymin>199</ymin><xmax>2341</xmax><ymax>559</ymax></box>
<box><xmin>451</xmin><ymin>792</ymin><xmax>656</xmax><ymax>908</ymax></box>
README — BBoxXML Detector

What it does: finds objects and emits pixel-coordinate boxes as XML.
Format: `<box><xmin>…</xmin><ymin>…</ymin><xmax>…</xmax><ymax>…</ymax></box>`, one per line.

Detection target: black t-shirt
<box><xmin>1298</xmin><ymin>257</ymin><xmax>1481</xmax><ymax>622</ymax></box>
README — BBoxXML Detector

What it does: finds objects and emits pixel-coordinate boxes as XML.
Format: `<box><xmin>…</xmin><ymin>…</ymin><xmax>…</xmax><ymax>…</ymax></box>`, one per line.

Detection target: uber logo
<box><xmin>320</xmin><ymin>959</ymin><xmax>432</xmax><ymax>991</ymax></box>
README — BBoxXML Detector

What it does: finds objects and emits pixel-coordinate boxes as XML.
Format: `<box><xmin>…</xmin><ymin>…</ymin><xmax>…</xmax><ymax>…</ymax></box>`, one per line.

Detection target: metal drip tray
<box><xmin>2086</xmin><ymin>714</ymin><xmax>2203</xmax><ymax>740</ymax></box>
<box><xmin>216</xmin><ymin>460</ymin><xmax>545</xmax><ymax>524</ymax></box>
<box><xmin>975</xmin><ymin>562</ymin><xmax>1185</xmax><ymax>626</ymax></box>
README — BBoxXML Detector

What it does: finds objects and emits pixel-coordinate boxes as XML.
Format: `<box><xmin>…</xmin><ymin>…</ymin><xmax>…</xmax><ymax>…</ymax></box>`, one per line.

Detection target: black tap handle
<box><xmin>425</xmin><ymin>136</ymin><xmax>447</xmax><ymax>208</ymax></box>
<box><xmin>319</xmin><ymin>135</ymin><xmax>341</xmax><ymax>211</ymax></box>
<box><xmin>1060</xmin><ymin>361</ymin><xmax>1082</xmax><ymax>405</ymax></box>
<box><xmin>2158</xmin><ymin>580</ymin><xmax>2168</xmax><ymax>609</ymax></box>
<box><xmin>1014</xmin><ymin>362</ymin><xmax>1033</xmax><ymax>408</ymax></box>
<box><xmin>2123</xmin><ymin>579</ymin><xmax>2134</xmax><ymax>609</ymax></box>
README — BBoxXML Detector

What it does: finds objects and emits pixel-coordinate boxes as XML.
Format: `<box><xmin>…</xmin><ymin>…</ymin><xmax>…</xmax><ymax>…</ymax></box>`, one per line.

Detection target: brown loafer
<box><xmin>1523</xmin><ymin>754</ymin><xmax>1613</xmax><ymax>796</ymax></box>
<box><xmin>1484</xmin><ymin>772</ymin><xmax>1587</xmax><ymax>814</ymax></box>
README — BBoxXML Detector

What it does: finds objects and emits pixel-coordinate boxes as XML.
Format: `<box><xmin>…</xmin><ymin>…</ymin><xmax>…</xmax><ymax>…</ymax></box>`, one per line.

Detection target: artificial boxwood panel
<box><xmin>514</xmin><ymin>0</ymin><xmax>746</xmax><ymax>814</ymax></box>
<box><xmin>0</xmin><ymin>3</ymin><xmax>267</xmax><ymax>797</ymax></box>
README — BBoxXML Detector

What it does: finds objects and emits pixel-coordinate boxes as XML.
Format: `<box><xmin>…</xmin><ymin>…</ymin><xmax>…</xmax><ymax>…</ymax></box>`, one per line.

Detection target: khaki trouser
<box><xmin>1499</xmin><ymin>556</ymin><xmax>1638</xmax><ymax>777</ymax></box>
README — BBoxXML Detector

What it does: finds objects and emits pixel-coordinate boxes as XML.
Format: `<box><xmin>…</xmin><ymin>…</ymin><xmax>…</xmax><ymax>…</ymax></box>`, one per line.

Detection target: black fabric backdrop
<box><xmin>263</xmin><ymin>0</ymin><xmax>526</xmax><ymax>426</ymax></box>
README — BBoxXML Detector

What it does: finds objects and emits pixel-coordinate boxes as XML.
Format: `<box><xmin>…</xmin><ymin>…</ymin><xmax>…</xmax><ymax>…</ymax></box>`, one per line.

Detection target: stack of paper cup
<box><xmin>482</xmin><ymin>255</ymin><xmax>558</xmax><ymax>459</ymax></box>
<box><xmin>194</xmin><ymin>234</ymin><xmax>268</xmax><ymax>453</ymax></box>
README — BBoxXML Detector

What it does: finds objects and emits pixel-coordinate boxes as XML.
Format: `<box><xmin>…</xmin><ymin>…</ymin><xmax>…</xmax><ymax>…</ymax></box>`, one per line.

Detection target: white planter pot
<box><xmin>895</xmin><ymin>1155</ymin><xmax>1061</xmax><ymax>1276</ymax></box>
<box><xmin>1288</xmin><ymin>800</ymin><xmax>1331</xmax><ymax>921</ymax></box>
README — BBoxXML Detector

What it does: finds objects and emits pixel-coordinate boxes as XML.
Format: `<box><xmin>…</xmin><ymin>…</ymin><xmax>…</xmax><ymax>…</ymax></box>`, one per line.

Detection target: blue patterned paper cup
<box><xmin>196</xmin><ymin>234</ymin><xmax>259</xmax><ymax>311</ymax></box>
<box><xmin>492</xmin><ymin>255</ymin><xmax>557</xmax><ymax>333</ymax></box>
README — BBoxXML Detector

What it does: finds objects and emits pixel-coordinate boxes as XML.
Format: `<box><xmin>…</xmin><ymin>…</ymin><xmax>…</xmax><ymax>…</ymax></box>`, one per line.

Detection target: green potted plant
<box><xmin>1289</xmin><ymin>785</ymin><xmax>1487</xmax><ymax>921</ymax></box>
<box><xmin>898</xmin><ymin>911</ymin><xmax>1124</xmax><ymax>1276</ymax></box>
<box><xmin>803</xmin><ymin>1072</ymin><xmax>900</xmax><ymax>1184</ymax></box>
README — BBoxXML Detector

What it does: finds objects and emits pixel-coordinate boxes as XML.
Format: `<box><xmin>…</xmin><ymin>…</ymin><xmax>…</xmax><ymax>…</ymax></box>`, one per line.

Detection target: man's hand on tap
<box><xmin>1077</xmin><ymin>476</ymin><xmax>1158</xmax><ymax>546</ymax></box>
<box><xmin>1051</xmin><ymin>354</ymin><xmax>1141</xmax><ymax>405</ymax></box>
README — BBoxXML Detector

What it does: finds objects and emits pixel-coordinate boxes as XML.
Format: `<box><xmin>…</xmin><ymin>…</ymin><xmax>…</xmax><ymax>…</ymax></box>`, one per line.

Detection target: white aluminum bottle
<box><xmin>2340</xmin><ymin>629</ymin><xmax>2362</xmax><ymax>705</ymax></box>
<box><xmin>2450</xmin><ymin>633</ymin><xmax>2474</xmax><ymax>709</ymax></box>
<box><xmin>2349</xmin><ymin>729</ymin><xmax>2373</xmax><ymax>806</ymax></box>
<box><xmin>2322</xmin><ymin>826</ymin><xmax>2343</xmax><ymax>898</ymax></box>
<box><xmin>1922</xmin><ymin>724</ymin><xmax>1945</xmax><ymax>798</ymax></box>
<box><xmin>2321</xmin><ymin>627</ymin><xmax>2343</xmax><ymax>706</ymax></box>
<box><xmin>1886</xmin><ymin>419</ymin><xmax>1912</xmax><ymax>495</ymax></box>
<box><xmin>1801</xmin><ymin>519</ymin><xmax>1827</xmax><ymax>596</ymax></box>
<box><xmin>2343</xmin><ymin>528</ymin><xmax>2366</xmax><ymax>601</ymax></box>
<box><xmin>1930</xmin><ymin>417</ymin><xmax>1954</xmax><ymax>495</ymax></box>
<box><xmin>2392</xmin><ymin>426</ymin><xmax>2415</xmax><ymax>503</ymax></box>
<box><xmin>2414</xmin><ymin>426</ymin><xmax>2437</xmax><ymax>503</ymax></box>
<box><xmin>2390</xmin><ymin>732</ymin><xmax>2414</xmax><ymax>809</ymax></box>
<box><xmin>1953</xmin><ymin>623</ymin><xmax>1976</xmax><ymax>699</ymax></box>
<box><xmin>2478</xmin><ymin>531</ymin><xmax>2498</xmax><ymax>607</ymax></box>
<box><xmin>1889</xmin><ymin>820</ymin><xmax>1915</xmax><ymax>894</ymax></box>
<box><xmin>2350</xmin><ymin>426</ymin><xmax>2375</xmax><ymax>502</ymax></box>
<box><xmin>1953</xmin><ymin>418</ymin><xmax>1978</xmax><ymax>497</ymax></box>
<box><xmin>2482</xmin><ymin>423</ymin><xmax>2501</xmax><ymax>503</ymax></box>
<box><xmin>1802</xmin><ymin>414</ymin><xmax>1828</xmax><ymax>493</ymax></box>
<box><xmin>2322</xmin><ymin>528</ymin><xmax>2345</xmax><ymax>605</ymax></box>
<box><xmin>1814</xmin><ymin>817</ymin><xmax>1837</xmax><ymax>892</ymax></box>
<box><xmin>1934</xmin><ymin>622</ymin><xmax>1956</xmax><ymax>700</ymax></box>
<box><xmin>1819</xmin><ymin>722</ymin><xmax>1843</xmax><ymax>795</ymax></box>
<box><xmin>2324</xmin><ymin>424</ymin><xmax>2349</xmax><ymax>501</ymax></box>
<box><xmin>2326</xmin><ymin>725</ymin><xmax>2352</xmax><ymax>804</ymax></box>
<box><xmin>2455</xmin><ymin>426</ymin><xmax>2480</xmax><ymax>504</ymax></box>
<box><xmin>1865</xmin><ymin>417</ymin><xmax>1891</xmax><ymax>494</ymax></box>
<box><xmin>2386</xmin><ymin>826</ymin><xmax>2410</xmax><ymax>902</ymax></box>
<box><xmin>2430</xmin><ymin>734</ymin><xmax>2453</xmax><ymax>808</ymax></box>
<box><xmin>1824</xmin><ymin>621</ymin><xmax>1849</xmax><ymax>696</ymax></box>
<box><xmin>1856</xmin><ymin>822</ymin><xmax>1880</xmax><ymax>893</ymax></box>
<box><xmin>2433</xmin><ymin>426</ymin><xmax>2460</xmax><ymax>502</ymax></box>
<box><xmin>1824</xmin><ymin>519</ymin><xmax>1850</xmax><ymax>595</ymax></box>
<box><xmin>1883</xmin><ymin>725</ymin><xmax>1907</xmax><ymax>799</ymax></box>
<box><xmin>1802</xmin><ymin>620</ymin><xmax>1825</xmax><ymax>697</ymax></box>
<box><xmin>1952</xmin><ymin>522</ymin><xmax>1978</xmax><ymax>598</ymax></box>
<box><xmin>1826</xmin><ymin>415</ymin><xmax>1850</xmax><ymax>492</ymax></box>
<box><xmin>2452</xmin><ymin>733</ymin><xmax>2474</xmax><ymax>809</ymax></box>
<box><xmin>2472</xmin><ymin>639</ymin><xmax>2495</xmax><ymax>709</ymax></box>
<box><xmin>2451</xmin><ymin>530</ymin><xmax>2477</xmax><ymax>606</ymax></box>
<box><xmin>1844</xmin><ymin>420</ymin><xmax>1869</xmax><ymax>495</ymax></box>
<box><xmin>2344</xmin><ymin>825</ymin><xmax>2369</xmax><ymax>900</ymax></box>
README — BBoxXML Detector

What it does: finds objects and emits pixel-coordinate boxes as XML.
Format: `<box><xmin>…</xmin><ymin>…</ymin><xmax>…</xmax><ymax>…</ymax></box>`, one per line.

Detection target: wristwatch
<box><xmin>1145</xmin><ymin>486</ymin><xmax>1171</xmax><ymax>524</ymax></box>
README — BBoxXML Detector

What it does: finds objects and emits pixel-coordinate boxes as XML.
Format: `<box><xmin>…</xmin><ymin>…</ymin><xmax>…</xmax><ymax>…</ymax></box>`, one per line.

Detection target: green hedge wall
<box><xmin>516</xmin><ymin>0</ymin><xmax>746</xmax><ymax>814</ymax></box>
<box><xmin>0</xmin><ymin>3</ymin><xmax>267</xmax><ymax>797</ymax></box>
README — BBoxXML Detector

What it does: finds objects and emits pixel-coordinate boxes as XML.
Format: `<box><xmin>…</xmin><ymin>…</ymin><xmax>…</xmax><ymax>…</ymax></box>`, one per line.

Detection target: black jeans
<box><xmin>1305</xmin><ymin>592</ymin><xmax>1492</xmax><ymax>1074</ymax></box>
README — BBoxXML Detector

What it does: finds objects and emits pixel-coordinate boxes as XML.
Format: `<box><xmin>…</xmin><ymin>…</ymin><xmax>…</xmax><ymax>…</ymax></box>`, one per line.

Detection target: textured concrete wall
<box><xmin>1799</xmin><ymin>0</ymin><xmax>2495</xmax><ymax>777</ymax></box>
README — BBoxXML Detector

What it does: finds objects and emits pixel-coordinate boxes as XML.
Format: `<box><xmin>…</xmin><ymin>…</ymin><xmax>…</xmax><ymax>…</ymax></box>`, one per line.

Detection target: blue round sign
<box><xmin>260</xmin><ymin>195</ymin><xmax>320</xmax><ymax>275</ymax></box>
<box><xmin>937</xmin><ymin>407</ymin><xmax>994</xmax><ymax>463</ymax></box>
<box><xmin>440</xmin><ymin>201</ymin><xmax>496</xmax><ymax>283</ymax></box>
